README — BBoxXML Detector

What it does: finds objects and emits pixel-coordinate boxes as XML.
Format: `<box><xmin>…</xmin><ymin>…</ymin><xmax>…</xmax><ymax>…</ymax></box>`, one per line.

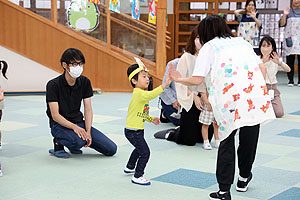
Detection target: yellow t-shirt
<box><xmin>126</xmin><ymin>86</ymin><xmax>164</xmax><ymax>130</ymax></box>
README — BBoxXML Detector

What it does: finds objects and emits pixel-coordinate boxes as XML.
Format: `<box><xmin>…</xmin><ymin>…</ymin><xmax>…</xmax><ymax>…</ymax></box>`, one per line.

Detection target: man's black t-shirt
<box><xmin>46</xmin><ymin>73</ymin><xmax>93</xmax><ymax>127</ymax></box>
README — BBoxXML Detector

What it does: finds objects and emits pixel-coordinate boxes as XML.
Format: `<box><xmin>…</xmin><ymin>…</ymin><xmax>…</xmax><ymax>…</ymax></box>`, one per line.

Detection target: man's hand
<box><xmin>152</xmin><ymin>117</ymin><xmax>160</xmax><ymax>125</ymax></box>
<box><xmin>73</xmin><ymin>125</ymin><xmax>88</xmax><ymax>141</ymax></box>
<box><xmin>172</xmin><ymin>101</ymin><xmax>180</xmax><ymax>110</ymax></box>
<box><xmin>85</xmin><ymin>132</ymin><xmax>92</xmax><ymax>147</ymax></box>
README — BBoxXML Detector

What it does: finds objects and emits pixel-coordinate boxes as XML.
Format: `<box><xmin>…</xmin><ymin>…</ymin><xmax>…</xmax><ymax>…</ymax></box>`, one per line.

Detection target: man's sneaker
<box><xmin>123</xmin><ymin>167</ymin><xmax>135</xmax><ymax>175</ymax></box>
<box><xmin>209</xmin><ymin>191</ymin><xmax>231</xmax><ymax>200</ymax></box>
<box><xmin>131</xmin><ymin>176</ymin><xmax>151</xmax><ymax>185</ymax></box>
<box><xmin>288</xmin><ymin>83</ymin><xmax>294</xmax><ymax>87</ymax></box>
<box><xmin>203</xmin><ymin>143</ymin><xmax>212</xmax><ymax>150</ymax></box>
<box><xmin>236</xmin><ymin>172</ymin><xmax>253</xmax><ymax>192</ymax></box>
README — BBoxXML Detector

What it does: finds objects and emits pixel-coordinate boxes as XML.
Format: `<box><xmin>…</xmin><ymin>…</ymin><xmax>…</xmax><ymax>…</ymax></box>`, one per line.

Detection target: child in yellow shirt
<box><xmin>124</xmin><ymin>58</ymin><xmax>172</xmax><ymax>185</ymax></box>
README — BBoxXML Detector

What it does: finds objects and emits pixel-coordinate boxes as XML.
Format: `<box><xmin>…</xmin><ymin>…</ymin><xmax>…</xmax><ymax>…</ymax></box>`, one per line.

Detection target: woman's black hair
<box><xmin>127</xmin><ymin>64</ymin><xmax>139</xmax><ymax>88</ymax></box>
<box><xmin>258</xmin><ymin>35</ymin><xmax>277</xmax><ymax>58</ymax></box>
<box><xmin>60</xmin><ymin>48</ymin><xmax>85</xmax><ymax>67</ymax></box>
<box><xmin>198</xmin><ymin>15</ymin><xmax>234</xmax><ymax>45</ymax></box>
<box><xmin>245</xmin><ymin>0</ymin><xmax>257</xmax><ymax>9</ymax></box>
<box><xmin>184</xmin><ymin>24</ymin><xmax>199</xmax><ymax>55</ymax></box>
<box><xmin>0</xmin><ymin>60</ymin><xmax>8</xmax><ymax>79</ymax></box>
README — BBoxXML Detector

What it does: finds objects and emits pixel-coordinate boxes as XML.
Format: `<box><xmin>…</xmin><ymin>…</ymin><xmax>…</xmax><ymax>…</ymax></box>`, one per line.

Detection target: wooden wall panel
<box><xmin>0</xmin><ymin>0</ymin><xmax>160</xmax><ymax>92</ymax></box>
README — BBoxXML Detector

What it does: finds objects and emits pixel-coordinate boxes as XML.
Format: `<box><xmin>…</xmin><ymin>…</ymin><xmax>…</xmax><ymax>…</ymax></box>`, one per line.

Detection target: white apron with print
<box><xmin>284</xmin><ymin>17</ymin><xmax>300</xmax><ymax>56</ymax></box>
<box><xmin>237</xmin><ymin>22</ymin><xmax>260</xmax><ymax>48</ymax></box>
<box><xmin>206</xmin><ymin>37</ymin><xmax>275</xmax><ymax>141</ymax></box>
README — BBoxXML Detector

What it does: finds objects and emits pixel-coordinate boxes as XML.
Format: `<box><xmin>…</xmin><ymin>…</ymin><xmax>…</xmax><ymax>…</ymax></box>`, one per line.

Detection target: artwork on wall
<box><xmin>132</xmin><ymin>0</ymin><xmax>140</xmax><ymax>20</ymax></box>
<box><xmin>148</xmin><ymin>0</ymin><xmax>157</xmax><ymax>24</ymax></box>
<box><xmin>67</xmin><ymin>0</ymin><xmax>99</xmax><ymax>32</ymax></box>
<box><xmin>109</xmin><ymin>0</ymin><xmax>120</xmax><ymax>13</ymax></box>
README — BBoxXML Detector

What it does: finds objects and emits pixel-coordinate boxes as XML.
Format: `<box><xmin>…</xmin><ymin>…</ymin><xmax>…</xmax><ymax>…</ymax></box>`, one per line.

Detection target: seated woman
<box><xmin>159</xmin><ymin>58</ymin><xmax>181</xmax><ymax>126</ymax></box>
<box><xmin>155</xmin><ymin>25</ymin><xmax>213</xmax><ymax>146</ymax></box>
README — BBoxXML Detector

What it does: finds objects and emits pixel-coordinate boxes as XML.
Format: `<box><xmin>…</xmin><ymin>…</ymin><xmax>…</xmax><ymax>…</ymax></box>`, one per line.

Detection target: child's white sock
<box><xmin>215</xmin><ymin>140</ymin><xmax>220</xmax><ymax>145</ymax></box>
<box><xmin>204</xmin><ymin>140</ymin><xmax>209</xmax><ymax>144</ymax></box>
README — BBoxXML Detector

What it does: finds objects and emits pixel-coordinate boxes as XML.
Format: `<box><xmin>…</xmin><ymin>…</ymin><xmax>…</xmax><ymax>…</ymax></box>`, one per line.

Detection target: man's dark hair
<box><xmin>184</xmin><ymin>24</ymin><xmax>199</xmax><ymax>55</ymax></box>
<box><xmin>198</xmin><ymin>15</ymin><xmax>234</xmax><ymax>45</ymax></box>
<box><xmin>258</xmin><ymin>35</ymin><xmax>277</xmax><ymax>58</ymax></box>
<box><xmin>60</xmin><ymin>48</ymin><xmax>85</xmax><ymax>68</ymax></box>
<box><xmin>127</xmin><ymin>64</ymin><xmax>139</xmax><ymax>88</ymax></box>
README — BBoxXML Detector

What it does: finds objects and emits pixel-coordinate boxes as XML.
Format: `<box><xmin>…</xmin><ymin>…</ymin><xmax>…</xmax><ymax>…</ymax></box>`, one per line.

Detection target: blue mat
<box><xmin>269</xmin><ymin>187</ymin><xmax>300</xmax><ymax>200</ymax></box>
<box><xmin>152</xmin><ymin>168</ymin><xmax>217</xmax><ymax>189</ymax></box>
<box><xmin>290</xmin><ymin>111</ymin><xmax>300</xmax><ymax>115</ymax></box>
<box><xmin>279</xmin><ymin>129</ymin><xmax>300</xmax><ymax>138</ymax></box>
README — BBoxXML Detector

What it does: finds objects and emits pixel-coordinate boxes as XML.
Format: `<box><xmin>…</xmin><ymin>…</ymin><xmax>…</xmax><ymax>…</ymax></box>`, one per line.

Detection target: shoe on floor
<box><xmin>124</xmin><ymin>167</ymin><xmax>135</xmax><ymax>175</ymax></box>
<box><xmin>49</xmin><ymin>149</ymin><xmax>70</xmax><ymax>158</ymax></box>
<box><xmin>298</xmin><ymin>84</ymin><xmax>300</xmax><ymax>87</ymax></box>
<box><xmin>236</xmin><ymin>172</ymin><xmax>253</xmax><ymax>192</ymax></box>
<box><xmin>154</xmin><ymin>128</ymin><xmax>175</xmax><ymax>139</ymax></box>
<box><xmin>288</xmin><ymin>83</ymin><xmax>294</xmax><ymax>87</ymax></box>
<box><xmin>203</xmin><ymin>143</ymin><xmax>212</xmax><ymax>150</ymax></box>
<box><xmin>131</xmin><ymin>176</ymin><xmax>151</xmax><ymax>185</ymax></box>
<box><xmin>0</xmin><ymin>169</ymin><xmax>2</xmax><ymax>177</ymax></box>
<box><xmin>209</xmin><ymin>191</ymin><xmax>231</xmax><ymax>200</ymax></box>
<box><xmin>0</xmin><ymin>143</ymin><xmax>2</xmax><ymax>151</ymax></box>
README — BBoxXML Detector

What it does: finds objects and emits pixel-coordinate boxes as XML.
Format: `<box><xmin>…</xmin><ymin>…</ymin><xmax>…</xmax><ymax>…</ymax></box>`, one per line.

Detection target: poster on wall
<box><xmin>67</xmin><ymin>0</ymin><xmax>99</xmax><ymax>32</ymax></box>
<box><xmin>132</xmin><ymin>0</ymin><xmax>140</xmax><ymax>20</ymax></box>
<box><xmin>109</xmin><ymin>0</ymin><xmax>120</xmax><ymax>13</ymax></box>
<box><xmin>148</xmin><ymin>0</ymin><xmax>158</xmax><ymax>24</ymax></box>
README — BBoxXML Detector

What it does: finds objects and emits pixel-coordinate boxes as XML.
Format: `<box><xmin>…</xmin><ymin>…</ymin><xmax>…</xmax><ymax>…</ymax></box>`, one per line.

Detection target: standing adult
<box><xmin>170</xmin><ymin>15</ymin><xmax>275</xmax><ymax>200</ymax></box>
<box><xmin>279</xmin><ymin>0</ymin><xmax>300</xmax><ymax>86</ymax></box>
<box><xmin>235</xmin><ymin>0</ymin><xmax>262</xmax><ymax>54</ymax></box>
<box><xmin>154</xmin><ymin>25</ymin><xmax>213</xmax><ymax>146</ymax></box>
<box><xmin>46</xmin><ymin>48</ymin><xmax>117</xmax><ymax>158</ymax></box>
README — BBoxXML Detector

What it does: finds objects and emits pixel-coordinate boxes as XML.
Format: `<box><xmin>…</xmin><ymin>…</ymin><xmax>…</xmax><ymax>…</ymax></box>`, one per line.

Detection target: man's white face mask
<box><xmin>68</xmin><ymin>65</ymin><xmax>83</xmax><ymax>78</ymax></box>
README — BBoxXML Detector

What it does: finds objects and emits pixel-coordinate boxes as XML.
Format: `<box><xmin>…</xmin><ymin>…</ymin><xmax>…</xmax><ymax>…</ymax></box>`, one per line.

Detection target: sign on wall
<box><xmin>132</xmin><ymin>0</ymin><xmax>140</xmax><ymax>20</ymax></box>
<box><xmin>148</xmin><ymin>0</ymin><xmax>157</xmax><ymax>24</ymax></box>
<box><xmin>109</xmin><ymin>0</ymin><xmax>120</xmax><ymax>13</ymax></box>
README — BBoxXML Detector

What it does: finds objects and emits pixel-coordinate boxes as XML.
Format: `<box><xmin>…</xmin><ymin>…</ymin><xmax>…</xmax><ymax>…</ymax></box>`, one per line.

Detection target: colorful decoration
<box><xmin>88</xmin><ymin>0</ymin><xmax>100</xmax><ymax>4</ymax></box>
<box><xmin>109</xmin><ymin>0</ymin><xmax>120</xmax><ymax>13</ymax></box>
<box><xmin>67</xmin><ymin>0</ymin><xmax>99</xmax><ymax>32</ymax></box>
<box><xmin>148</xmin><ymin>0</ymin><xmax>157</xmax><ymax>24</ymax></box>
<box><xmin>132</xmin><ymin>0</ymin><xmax>140</xmax><ymax>20</ymax></box>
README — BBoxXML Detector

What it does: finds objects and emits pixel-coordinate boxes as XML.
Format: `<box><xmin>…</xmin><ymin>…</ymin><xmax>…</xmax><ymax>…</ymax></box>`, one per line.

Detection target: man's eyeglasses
<box><xmin>69</xmin><ymin>61</ymin><xmax>84</xmax><ymax>67</ymax></box>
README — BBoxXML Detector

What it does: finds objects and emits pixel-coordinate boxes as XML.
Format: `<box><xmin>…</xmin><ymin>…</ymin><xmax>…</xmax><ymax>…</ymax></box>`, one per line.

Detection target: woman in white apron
<box><xmin>170</xmin><ymin>15</ymin><xmax>275</xmax><ymax>200</ymax></box>
<box><xmin>235</xmin><ymin>0</ymin><xmax>262</xmax><ymax>54</ymax></box>
<box><xmin>279</xmin><ymin>0</ymin><xmax>300</xmax><ymax>86</ymax></box>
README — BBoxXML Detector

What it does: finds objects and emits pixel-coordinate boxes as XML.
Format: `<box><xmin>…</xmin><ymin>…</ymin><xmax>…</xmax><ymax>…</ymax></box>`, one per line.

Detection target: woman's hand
<box><xmin>270</xmin><ymin>52</ymin><xmax>280</xmax><ymax>65</ymax></box>
<box><xmin>193</xmin><ymin>95</ymin><xmax>203</xmax><ymax>111</ymax></box>
<box><xmin>207</xmin><ymin>103</ymin><xmax>213</xmax><ymax>112</ymax></box>
<box><xmin>169</xmin><ymin>64</ymin><xmax>181</xmax><ymax>82</ymax></box>
<box><xmin>249</xmin><ymin>10</ymin><xmax>257</xmax><ymax>19</ymax></box>
<box><xmin>284</xmin><ymin>8</ymin><xmax>290</xmax><ymax>16</ymax></box>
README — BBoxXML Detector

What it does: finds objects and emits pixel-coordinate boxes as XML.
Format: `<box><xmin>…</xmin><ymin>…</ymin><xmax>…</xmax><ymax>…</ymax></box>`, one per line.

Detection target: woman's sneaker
<box><xmin>209</xmin><ymin>191</ymin><xmax>231</xmax><ymax>200</ymax></box>
<box><xmin>123</xmin><ymin>167</ymin><xmax>135</xmax><ymax>175</ymax></box>
<box><xmin>203</xmin><ymin>143</ymin><xmax>212</xmax><ymax>150</ymax></box>
<box><xmin>236</xmin><ymin>172</ymin><xmax>253</xmax><ymax>192</ymax></box>
<box><xmin>131</xmin><ymin>176</ymin><xmax>151</xmax><ymax>185</ymax></box>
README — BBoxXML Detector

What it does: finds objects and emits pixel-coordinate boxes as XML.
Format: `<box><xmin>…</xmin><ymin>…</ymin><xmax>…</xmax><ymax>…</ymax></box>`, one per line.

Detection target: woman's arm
<box><xmin>279</xmin><ymin>8</ymin><xmax>290</xmax><ymax>27</ymax></box>
<box><xmin>234</xmin><ymin>9</ymin><xmax>245</xmax><ymax>17</ymax></box>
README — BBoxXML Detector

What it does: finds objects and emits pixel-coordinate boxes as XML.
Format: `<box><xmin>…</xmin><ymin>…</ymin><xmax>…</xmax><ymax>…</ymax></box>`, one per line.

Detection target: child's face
<box><xmin>260</xmin><ymin>41</ymin><xmax>273</xmax><ymax>56</ymax></box>
<box><xmin>134</xmin><ymin>71</ymin><xmax>150</xmax><ymax>89</ymax></box>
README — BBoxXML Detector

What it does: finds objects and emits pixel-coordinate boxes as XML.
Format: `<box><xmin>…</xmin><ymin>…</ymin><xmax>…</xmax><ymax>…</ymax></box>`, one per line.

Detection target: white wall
<box><xmin>278</xmin><ymin>0</ymin><xmax>291</xmax><ymax>11</ymax></box>
<box><xmin>0</xmin><ymin>46</ymin><xmax>60</xmax><ymax>92</ymax></box>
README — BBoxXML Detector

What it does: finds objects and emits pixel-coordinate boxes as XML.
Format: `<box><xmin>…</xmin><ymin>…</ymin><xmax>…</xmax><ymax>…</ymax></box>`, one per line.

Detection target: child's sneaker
<box><xmin>123</xmin><ymin>167</ymin><xmax>135</xmax><ymax>175</ymax></box>
<box><xmin>209</xmin><ymin>191</ymin><xmax>231</xmax><ymax>200</ymax></box>
<box><xmin>203</xmin><ymin>143</ymin><xmax>212</xmax><ymax>150</ymax></box>
<box><xmin>236</xmin><ymin>172</ymin><xmax>253</xmax><ymax>192</ymax></box>
<box><xmin>131</xmin><ymin>176</ymin><xmax>151</xmax><ymax>185</ymax></box>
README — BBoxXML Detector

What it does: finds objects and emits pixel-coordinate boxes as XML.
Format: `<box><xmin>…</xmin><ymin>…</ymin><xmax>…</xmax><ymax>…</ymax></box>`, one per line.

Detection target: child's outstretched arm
<box><xmin>152</xmin><ymin>117</ymin><xmax>160</xmax><ymax>125</ymax></box>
